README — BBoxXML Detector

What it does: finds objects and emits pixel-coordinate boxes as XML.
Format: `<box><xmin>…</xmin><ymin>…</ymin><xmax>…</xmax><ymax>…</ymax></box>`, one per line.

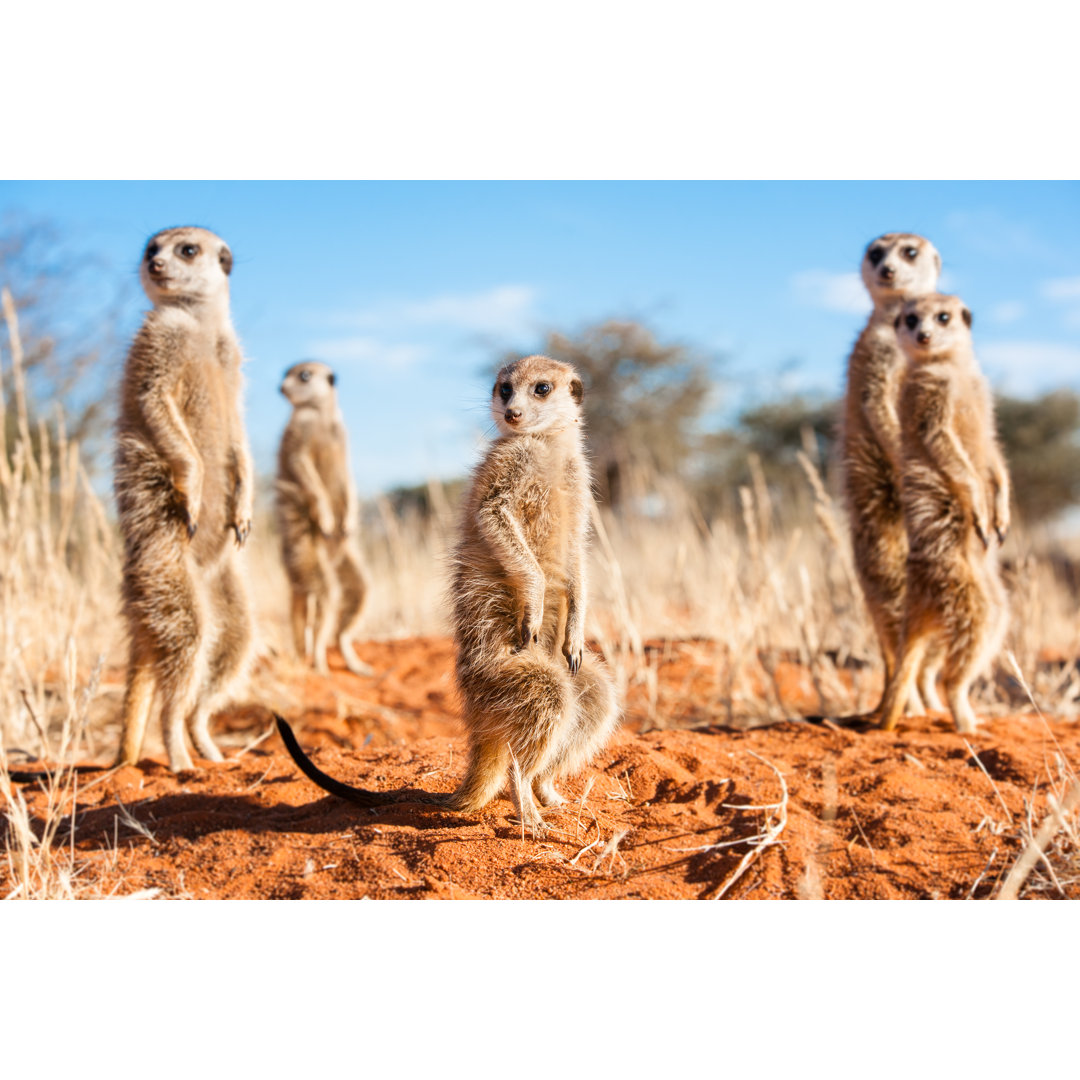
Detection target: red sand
<box><xmin>4</xmin><ymin>636</ymin><xmax>1077</xmax><ymax>899</ymax></box>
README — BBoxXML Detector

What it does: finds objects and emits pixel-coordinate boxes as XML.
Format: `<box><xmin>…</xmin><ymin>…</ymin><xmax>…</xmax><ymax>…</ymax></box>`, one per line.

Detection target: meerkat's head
<box><xmin>140</xmin><ymin>226</ymin><xmax>233</xmax><ymax>306</ymax></box>
<box><xmin>861</xmin><ymin>232</ymin><xmax>941</xmax><ymax>304</ymax></box>
<box><xmin>280</xmin><ymin>360</ymin><xmax>337</xmax><ymax>408</ymax></box>
<box><xmin>894</xmin><ymin>293</ymin><xmax>974</xmax><ymax>363</ymax></box>
<box><xmin>491</xmin><ymin>355</ymin><xmax>583</xmax><ymax>438</ymax></box>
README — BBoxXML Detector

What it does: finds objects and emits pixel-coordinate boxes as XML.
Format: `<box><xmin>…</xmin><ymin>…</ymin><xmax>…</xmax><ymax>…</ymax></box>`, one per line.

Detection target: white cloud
<box><xmin>1042</xmin><ymin>276</ymin><xmax>1080</xmax><ymax>301</ymax></box>
<box><xmin>945</xmin><ymin>209</ymin><xmax>1052</xmax><ymax>259</ymax></box>
<box><xmin>986</xmin><ymin>301</ymin><xmax>1027</xmax><ymax>325</ymax></box>
<box><xmin>350</xmin><ymin>284</ymin><xmax>538</xmax><ymax>338</ymax></box>
<box><xmin>791</xmin><ymin>270</ymin><xmax>871</xmax><ymax>315</ymax></box>
<box><xmin>980</xmin><ymin>341</ymin><xmax>1080</xmax><ymax>393</ymax></box>
<box><xmin>304</xmin><ymin>336</ymin><xmax>427</xmax><ymax>368</ymax></box>
<box><xmin>1041</xmin><ymin>277</ymin><xmax>1080</xmax><ymax>330</ymax></box>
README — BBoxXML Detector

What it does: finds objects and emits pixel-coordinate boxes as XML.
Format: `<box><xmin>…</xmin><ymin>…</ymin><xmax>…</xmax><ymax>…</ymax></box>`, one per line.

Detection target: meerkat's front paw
<box><xmin>562</xmin><ymin>628</ymin><xmax>584</xmax><ymax>675</ymax></box>
<box><xmin>316</xmin><ymin>503</ymin><xmax>336</xmax><ymax>539</ymax></box>
<box><xmin>519</xmin><ymin>600</ymin><xmax>544</xmax><ymax>649</ymax></box>
<box><xmin>230</xmin><ymin>516</ymin><xmax>252</xmax><ymax>547</ymax></box>
<box><xmin>972</xmin><ymin>507</ymin><xmax>990</xmax><ymax>550</ymax></box>
<box><xmin>993</xmin><ymin>503</ymin><xmax>1010</xmax><ymax>545</ymax></box>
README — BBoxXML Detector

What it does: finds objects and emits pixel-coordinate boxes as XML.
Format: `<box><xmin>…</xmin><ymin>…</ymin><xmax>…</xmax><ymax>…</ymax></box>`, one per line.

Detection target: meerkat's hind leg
<box><xmin>187</xmin><ymin>558</ymin><xmax>254</xmax><ymax>763</ymax></box>
<box><xmin>533</xmin><ymin>777</ymin><xmax>565</xmax><ymax>808</ymax></box>
<box><xmin>531</xmin><ymin>659</ymin><xmax>619</xmax><ymax>807</ymax></box>
<box><xmin>116</xmin><ymin>646</ymin><xmax>157</xmax><ymax>767</ymax></box>
<box><xmin>917</xmin><ymin>643</ymin><xmax>946</xmax><ymax>712</ymax></box>
<box><xmin>289</xmin><ymin>589</ymin><xmax>309</xmax><ymax>661</ymax></box>
<box><xmin>944</xmin><ymin>677</ymin><xmax>979</xmax><ymax>735</ymax></box>
<box><xmin>878</xmin><ymin>630</ymin><xmax>934</xmax><ymax>732</ymax></box>
<box><xmin>446</xmin><ymin>736</ymin><xmax>510</xmax><ymax>814</ymax></box>
<box><xmin>335</xmin><ymin>543</ymin><xmax>374</xmax><ymax>676</ymax></box>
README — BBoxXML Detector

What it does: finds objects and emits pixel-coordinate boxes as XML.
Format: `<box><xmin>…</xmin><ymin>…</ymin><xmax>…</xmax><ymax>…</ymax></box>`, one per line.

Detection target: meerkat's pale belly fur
<box><xmin>116</xmin><ymin>313</ymin><xmax>240</xmax><ymax>566</ymax></box>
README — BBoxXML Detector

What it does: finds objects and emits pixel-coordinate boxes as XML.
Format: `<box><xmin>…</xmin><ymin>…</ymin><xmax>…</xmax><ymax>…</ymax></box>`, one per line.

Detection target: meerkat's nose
<box><xmin>149</xmin><ymin>257</ymin><xmax>166</xmax><ymax>274</ymax></box>
<box><xmin>504</xmin><ymin>408</ymin><xmax>522</xmax><ymax>424</ymax></box>
<box><xmin>879</xmin><ymin>265</ymin><xmax>895</xmax><ymax>282</ymax></box>
<box><xmin>917</xmin><ymin>330</ymin><xmax>931</xmax><ymax>345</ymax></box>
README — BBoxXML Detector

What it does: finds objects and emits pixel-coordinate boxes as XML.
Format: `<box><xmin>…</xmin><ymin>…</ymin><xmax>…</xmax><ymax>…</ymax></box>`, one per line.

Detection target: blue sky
<box><xmin>1</xmin><ymin>181</ymin><xmax>1077</xmax><ymax>494</ymax></box>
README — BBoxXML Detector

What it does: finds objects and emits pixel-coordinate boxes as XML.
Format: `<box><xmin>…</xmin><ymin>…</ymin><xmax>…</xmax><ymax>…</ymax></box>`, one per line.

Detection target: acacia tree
<box><xmin>994</xmin><ymin>390</ymin><xmax>1080</xmax><ymax>525</ymax></box>
<box><xmin>695</xmin><ymin>389</ymin><xmax>1080</xmax><ymax>527</ymax></box>
<box><xmin>508</xmin><ymin>320</ymin><xmax>714</xmax><ymax>507</ymax></box>
<box><xmin>0</xmin><ymin>217</ymin><xmax>132</xmax><ymax>464</ymax></box>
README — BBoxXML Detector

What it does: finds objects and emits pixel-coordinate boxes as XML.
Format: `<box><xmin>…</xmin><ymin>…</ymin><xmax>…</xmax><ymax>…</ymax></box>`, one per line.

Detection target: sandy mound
<box><xmin>4</xmin><ymin>637</ymin><xmax>1077</xmax><ymax>899</ymax></box>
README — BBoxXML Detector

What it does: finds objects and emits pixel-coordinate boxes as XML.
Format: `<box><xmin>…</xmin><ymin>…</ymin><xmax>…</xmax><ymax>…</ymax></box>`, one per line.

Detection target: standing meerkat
<box><xmin>877</xmin><ymin>294</ymin><xmax>1010</xmax><ymax>734</ymax></box>
<box><xmin>275</xmin><ymin>360</ymin><xmax>372</xmax><ymax>677</ymax></box>
<box><xmin>114</xmin><ymin>226</ymin><xmax>254</xmax><ymax>772</ymax></box>
<box><xmin>841</xmin><ymin>232</ymin><xmax>943</xmax><ymax>712</ymax></box>
<box><xmin>276</xmin><ymin>355</ymin><xmax>620</xmax><ymax>832</ymax></box>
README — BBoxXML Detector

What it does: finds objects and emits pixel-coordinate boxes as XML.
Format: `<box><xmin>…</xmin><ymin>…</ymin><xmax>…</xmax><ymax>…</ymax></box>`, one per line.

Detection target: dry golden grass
<box><xmin>3</xmin><ymin>282</ymin><xmax>1079</xmax><ymax>898</ymax></box>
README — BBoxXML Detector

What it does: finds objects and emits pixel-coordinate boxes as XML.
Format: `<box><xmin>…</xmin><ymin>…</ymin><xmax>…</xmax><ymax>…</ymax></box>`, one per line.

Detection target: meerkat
<box><xmin>114</xmin><ymin>226</ymin><xmax>254</xmax><ymax>772</ymax></box>
<box><xmin>276</xmin><ymin>354</ymin><xmax>620</xmax><ymax>831</ymax></box>
<box><xmin>841</xmin><ymin>232</ymin><xmax>944</xmax><ymax>713</ymax></box>
<box><xmin>877</xmin><ymin>294</ymin><xmax>1010</xmax><ymax>734</ymax></box>
<box><xmin>275</xmin><ymin>360</ymin><xmax>373</xmax><ymax>677</ymax></box>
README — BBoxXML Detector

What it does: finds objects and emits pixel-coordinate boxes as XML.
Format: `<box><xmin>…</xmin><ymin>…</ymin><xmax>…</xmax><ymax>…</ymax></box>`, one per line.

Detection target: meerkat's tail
<box><xmin>275</xmin><ymin>714</ymin><xmax>448</xmax><ymax>808</ymax></box>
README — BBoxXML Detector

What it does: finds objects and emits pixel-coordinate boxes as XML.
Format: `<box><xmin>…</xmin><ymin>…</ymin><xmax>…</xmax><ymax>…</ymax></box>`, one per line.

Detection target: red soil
<box><xmin>5</xmin><ymin>636</ymin><xmax>1078</xmax><ymax>899</ymax></box>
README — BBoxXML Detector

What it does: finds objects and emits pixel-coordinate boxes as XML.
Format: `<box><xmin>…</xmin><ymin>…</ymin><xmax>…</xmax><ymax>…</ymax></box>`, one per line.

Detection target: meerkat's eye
<box><xmin>905</xmin><ymin>314</ymin><xmax>919</xmax><ymax>330</ymax></box>
<box><xmin>867</xmin><ymin>247</ymin><xmax>885</xmax><ymax>267</ymax></box>
<box><xmin>937</xmin><ymin>312</ymin><xmax>951</xmax><ymax>325</ymax></box>
<box><xmin>499</xmin><ymin>383</ymin><xmax>512</xmax><ymax>402</ymax></box>
<box><xmin>903</xmin><ymin>246</ymin><xmax>919</xmax><ymax>259</ymax></box>
<box><xmin>178</xmin><ymin>243</ymin><xmax>199</xmax><ymax>258</ymax></box>
<box><xmin>299</xmin><ymin>370</ymin><xmax>312</xmax><ymax>382</ymax></box>
<box><xmin>146</xmin><ymin>242</ymin><xmax>160</xmax><ymax>259</ymax></box>
<box><xmin>534</xmin><ymin>382</ymin><xmax>551</xmax><ymax>397</ymax></box>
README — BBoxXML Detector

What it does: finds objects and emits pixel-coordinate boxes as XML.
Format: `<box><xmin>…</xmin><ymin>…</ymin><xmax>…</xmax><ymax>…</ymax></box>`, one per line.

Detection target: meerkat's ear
<box><xmin>219</xmin><ymin>246</ymin><xmax>233</xmax><ymax>276</ymax></box>
<box><xmin>894</xmin><ymin>314</ymin><xmax>902</xmax><ymax>329</ymax></box>
<box><xmin>328</xmin><ymin>371</ymin><xmax>337</xmax><ymax>387</ymax></box>
<box><xmin>933</xmin><ymin>250</ymin><xmax>942</xmax><ymax>274</ymax></box>
<box><xmin>569</xmin><ymin>377</ymin><xmax>584</xmax><ymax>404</ymax></box>
<box><xmin>962</xmin><ymin>307</ymin><xmax>972</xmax><ymax>328</ymax></box>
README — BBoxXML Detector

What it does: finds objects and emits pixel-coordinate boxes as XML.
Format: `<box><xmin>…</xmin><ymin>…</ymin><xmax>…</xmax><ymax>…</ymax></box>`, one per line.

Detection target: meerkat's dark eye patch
<box><xmin>534</xmin><ymin>382</ymin><xmax>551</xmax><ymax>397</ymax></box>
<box><xmin>905</xmin><ymin>313</ymin><xmax>919</xmax><ymax>330</ymax></box>
<box><xmin>867</xmin><ymin>247</ymin><xmax>885</xmax><ymax>267</ymax></box>
<box><xmin>299</xmin><ymin>370</ymin><xmax>312</xmax><ymax>382</ymax></box>
<box><xmin>178</xmin><ymin>243</ymin><xmax>199</xmax><ymax>258</ymax></box>
<box><xmin>936</xmin><ymin>311</ymin><xmax>950</xmax><ymax>325</ymax></box>
<box><xmin>903</xmin><ymin>246</ymin><xmax>919</xmax><ymax>259</ymax></box>
<box><xmin>499</xmin><ymin>383</ymin><xmax>513</xmax><ymax>403</ymax></box>
<box><xmin>145</xmin><ymin>242</ymin><xmax>160</xmax><ymax>259</ymax></box>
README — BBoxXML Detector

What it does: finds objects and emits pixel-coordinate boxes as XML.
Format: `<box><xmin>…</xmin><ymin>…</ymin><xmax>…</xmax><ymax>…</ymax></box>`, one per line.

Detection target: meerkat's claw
<box><xmin>231</xmin><ymin>520</ymin><xmax>251</xmax><ymax>547</ymax></box>
<box><xmin>995</xmin><ymin>526</ymin><xmax>1006</xmax><ymax>545</ymax></box>
<box><xmin>566</xmin><ymin>651</ymin><xmax>581</xmax><ymax>675</ymax></box>
<box><xmin>185</xmin><ymin>515</ymin><xmax>198</xmax><ymax>539</ymax></box>
<box><xmin>974</xmin><ymin>520</ymin><xmax>989</xmax><ymax>549</ymax></box>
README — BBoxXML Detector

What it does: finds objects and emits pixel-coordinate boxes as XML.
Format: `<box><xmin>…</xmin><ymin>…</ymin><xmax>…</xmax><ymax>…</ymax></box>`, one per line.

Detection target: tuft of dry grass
<box><xmin>4</xmin><ymin>272</ymin><xmax>1080</xmax><ymax>898</ymax></box>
